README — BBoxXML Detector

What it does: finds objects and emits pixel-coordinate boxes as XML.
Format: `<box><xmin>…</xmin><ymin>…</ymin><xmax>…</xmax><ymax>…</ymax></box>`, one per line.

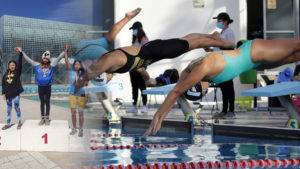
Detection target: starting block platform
<box><xmin>142</xmin><ymin>84</ymin><xmax>175</xmax><ymax>95</ymax></box>
<box><xmin>212</xmin><ymin>123</ymin><xmax>300</xmax><ymax>140</ymax></box>
<box><xmin>84</xmin><ymin>82</ymin><xmax>123</xmax><ymax>93</ymax></box>
<box><xmin>242</xmin><ymin>81</ymin><xmax>300</xmax><ymax>126</ymax></box>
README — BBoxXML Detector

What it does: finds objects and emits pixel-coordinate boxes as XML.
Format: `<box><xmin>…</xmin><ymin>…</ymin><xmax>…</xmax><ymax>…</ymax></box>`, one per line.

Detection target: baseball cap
<box><xmin>129</xmin><ymin>21</ymin><xmax>142</xmax><ymax>30</ymax></box>
<box><xmin>213</xmin><ymin>12</ymin><xmax>233</xmax><ymax>23</ymax></box>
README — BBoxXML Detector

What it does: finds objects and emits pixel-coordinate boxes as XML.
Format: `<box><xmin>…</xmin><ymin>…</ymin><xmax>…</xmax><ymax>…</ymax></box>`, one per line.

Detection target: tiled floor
<box><xmin>0</xmin><ymin>152</ymin><xmax>61</xmax><ymax>169</ymax></box>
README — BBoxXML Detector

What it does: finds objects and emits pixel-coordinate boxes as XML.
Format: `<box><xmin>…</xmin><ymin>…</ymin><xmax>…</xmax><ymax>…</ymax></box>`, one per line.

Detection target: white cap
<box><xmin>42</xmin><ymin>51</ymin><xmax>51</xmax><ymax>59</ymax></box>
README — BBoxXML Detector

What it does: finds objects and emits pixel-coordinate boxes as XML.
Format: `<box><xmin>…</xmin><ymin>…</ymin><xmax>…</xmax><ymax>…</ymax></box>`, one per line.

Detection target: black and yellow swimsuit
<box><xmin>112</xmin><ymin>38</ymin><xmax>189</xmax><ymax>73</ymax></box>
<box><xmin>113</xmin><ymin>48</ymin><xmax>152</xmax><ymax>73</ymax></box>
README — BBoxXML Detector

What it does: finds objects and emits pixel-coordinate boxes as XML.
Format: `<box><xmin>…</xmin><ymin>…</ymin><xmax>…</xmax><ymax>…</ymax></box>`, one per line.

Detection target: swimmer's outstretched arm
<box><xmin>144</xmin><ymin>63</ymin><xmax>210</xmax><ymax>136</ymax></box>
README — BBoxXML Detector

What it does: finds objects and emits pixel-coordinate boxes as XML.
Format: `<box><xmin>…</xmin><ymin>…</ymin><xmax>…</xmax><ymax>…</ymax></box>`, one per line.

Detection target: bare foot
<box><xmin>125</xmin><ymin>8</ymin><xmax>142</xmax><ymax>20</ymax></box>
<box><xmin>211</xmin><ymin>31</ymin><xmax>220</xmax><ymax>40</ymax></box>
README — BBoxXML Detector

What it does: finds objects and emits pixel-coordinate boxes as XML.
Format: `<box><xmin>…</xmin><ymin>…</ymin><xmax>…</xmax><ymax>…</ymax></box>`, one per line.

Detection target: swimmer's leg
<box><xmin>105</xmin><ymin>8</ymin><xmax>142</xmax><ymax>44</ymax></box>
<box><xmin>181</xmin><ymin>32</ymin><xmax>235</xmax><ymax>50</ymax></box>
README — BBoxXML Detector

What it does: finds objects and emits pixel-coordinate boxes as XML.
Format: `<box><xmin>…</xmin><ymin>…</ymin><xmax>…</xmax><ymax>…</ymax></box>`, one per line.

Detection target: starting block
<box><xmin>84</xmin><ymin>82</ymin><xmax>124</xmax><ymax>124</ymax></box>
<box><xmin>242</xmin><ymin>81</ymin><xmax>300</xmax><ymax>127</ymax></box>
<box><xmin>20</xmin><ymin>120</ymin><xmax>69</xmax><ymax>152</ymax></box>
<box><xmin>114</xmin><ymin>98</ymin><xmax>134</xmax><ymax>112</ymax></box>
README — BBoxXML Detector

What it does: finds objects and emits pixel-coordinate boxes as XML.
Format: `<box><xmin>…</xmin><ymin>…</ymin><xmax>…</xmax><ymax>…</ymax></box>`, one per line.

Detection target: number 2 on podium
<box><xmin>42</xmin><ymin>133</ymin><xmax>48</xmax><ymax>144</ymax></box>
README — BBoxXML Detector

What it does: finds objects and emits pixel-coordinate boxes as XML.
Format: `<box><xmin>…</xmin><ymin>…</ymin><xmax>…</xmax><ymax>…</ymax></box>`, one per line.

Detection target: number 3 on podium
<box><xmin>42</xmin><ymin>133</ymin><xmax>48</xmax><ymax>144</ymax></box>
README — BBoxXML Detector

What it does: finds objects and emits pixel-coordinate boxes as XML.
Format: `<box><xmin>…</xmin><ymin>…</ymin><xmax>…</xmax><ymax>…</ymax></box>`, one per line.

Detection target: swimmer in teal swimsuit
<box><xmin>145</xmin><ymin>37</ymin><xmax>300</xmax><ymax>136</ymax></box>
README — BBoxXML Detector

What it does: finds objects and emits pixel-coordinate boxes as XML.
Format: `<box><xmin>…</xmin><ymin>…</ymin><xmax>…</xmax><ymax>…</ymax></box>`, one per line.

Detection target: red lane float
<box><xmin>93</xmin><ymin>158</ymin><xmax>300</xmax><ymax>169</ymax></box>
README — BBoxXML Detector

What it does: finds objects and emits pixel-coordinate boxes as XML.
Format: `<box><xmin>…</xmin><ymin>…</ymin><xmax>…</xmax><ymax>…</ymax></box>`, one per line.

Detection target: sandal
<box><xmin>2</xmin><ymin>124</ymin><xmax>11</xmax><ymax>130</ymax></box>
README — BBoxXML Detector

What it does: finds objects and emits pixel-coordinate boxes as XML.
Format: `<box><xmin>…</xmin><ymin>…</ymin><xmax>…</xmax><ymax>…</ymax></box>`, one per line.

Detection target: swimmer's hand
<box><xmin>14</xmin><ymin>47</ymin><xmax>22</xmax><ymax>53</ymax></box>
<box><xmin>144</xmin><ymin>114</ymin><xmax>162</xmax><ymax>136</ymax></box>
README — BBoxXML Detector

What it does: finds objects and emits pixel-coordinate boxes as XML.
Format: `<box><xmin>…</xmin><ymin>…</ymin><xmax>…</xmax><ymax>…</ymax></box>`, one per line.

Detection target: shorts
<box><xmin>69</xmin><ymin>94</ymin><xmax>87</xmax><ymax>109</ymax></box>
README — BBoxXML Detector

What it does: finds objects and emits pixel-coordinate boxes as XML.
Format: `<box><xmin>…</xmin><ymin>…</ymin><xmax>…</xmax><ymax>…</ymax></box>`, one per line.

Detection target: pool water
<box><xmin>84</xmin><ymin>126</ymin><xmax>300</xmax><ymax>168</ymax></box>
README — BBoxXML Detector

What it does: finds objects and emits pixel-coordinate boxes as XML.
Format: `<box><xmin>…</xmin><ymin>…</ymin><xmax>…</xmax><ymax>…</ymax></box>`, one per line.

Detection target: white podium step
<box><xmin>21</xmin><ymin>120</ymin><xmax>69</xmax><ymax>152</ymax></box>
<box><xmin>0</xmin><ymin>120</ymin><xmax>111</xmax><ymax>152</ymax></box>
<box><xmin>0</xmin><ymin>124</ymin><xmax>21</xmax><ymax>151</ymax></box>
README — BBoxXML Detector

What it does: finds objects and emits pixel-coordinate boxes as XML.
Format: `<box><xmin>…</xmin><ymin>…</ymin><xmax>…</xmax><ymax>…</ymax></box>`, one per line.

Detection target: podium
<box><xmin>0</xmin><ymin>124</ymin><xmax>21</xmax><ymax>151</ymax></box>
<box><xmin>21</xmin><ymin>120</ymin><xmax>69</xmax><ymax>152</ymax></box>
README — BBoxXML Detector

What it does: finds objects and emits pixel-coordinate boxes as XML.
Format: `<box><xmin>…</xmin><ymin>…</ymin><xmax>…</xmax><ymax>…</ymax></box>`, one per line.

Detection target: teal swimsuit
<box><xmin>189</xmin><ymin>40</ymin><xmax>261</xmax><ymax>83</ymax></box>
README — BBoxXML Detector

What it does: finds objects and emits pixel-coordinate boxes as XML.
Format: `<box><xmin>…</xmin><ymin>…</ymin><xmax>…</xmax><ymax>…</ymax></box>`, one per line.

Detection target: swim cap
<box><xmin>184</xmin><ymin>83</ymin><xmax>206</xmax><ymax>101</ymax></box>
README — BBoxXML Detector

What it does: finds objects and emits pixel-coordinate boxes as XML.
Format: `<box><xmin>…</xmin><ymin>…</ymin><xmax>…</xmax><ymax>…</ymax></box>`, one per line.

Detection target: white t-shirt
<box><xmin>132</xmin><ymin>36</ymin><xmax>149</xmax><ymax>47</ymax></box>
<box><xmin>214</xmin><ymin>28</ymin><xmax>235</xmax><ymax>51</ymax></box>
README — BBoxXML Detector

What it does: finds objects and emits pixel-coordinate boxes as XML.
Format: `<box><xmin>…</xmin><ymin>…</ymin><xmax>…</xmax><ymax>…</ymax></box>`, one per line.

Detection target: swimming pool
<box><xmin>80</xmin><ymin>126</ymin><xmax>300</xmax><ymax>169</ymax></box>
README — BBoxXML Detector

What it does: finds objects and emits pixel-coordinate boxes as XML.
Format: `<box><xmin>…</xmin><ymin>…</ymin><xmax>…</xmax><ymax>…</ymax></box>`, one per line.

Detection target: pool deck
<box><xmin>0</xmin><ymin>96</ymin><xmax>291</xmax><ymax>168</ymax></box>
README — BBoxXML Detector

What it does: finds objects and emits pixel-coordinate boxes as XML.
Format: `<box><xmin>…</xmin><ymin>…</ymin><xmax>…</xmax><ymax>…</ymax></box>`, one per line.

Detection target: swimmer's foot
<box><xmin>125</xmin><ymin>8</ymin><xmax>142</xmax><ymax>20</ymax></box>
<box><xmin>211</xmin><ymin>31</ymin><xmax>220</xmax><ymax>40</ymax></box>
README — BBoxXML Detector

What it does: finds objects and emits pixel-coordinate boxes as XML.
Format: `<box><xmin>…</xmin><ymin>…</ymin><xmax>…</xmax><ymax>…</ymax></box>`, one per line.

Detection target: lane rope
<box><xmin>79</xmin><ymin>158</ymin><xmax>300</xmax><ymax>169</ymax></box>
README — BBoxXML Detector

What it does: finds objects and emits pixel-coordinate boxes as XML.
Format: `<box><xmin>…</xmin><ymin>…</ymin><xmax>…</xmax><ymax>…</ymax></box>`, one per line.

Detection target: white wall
<box><xmin>110</xmin><ymin>0</ymin><xmax>253</xmax><ymax>103</ymax></box>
